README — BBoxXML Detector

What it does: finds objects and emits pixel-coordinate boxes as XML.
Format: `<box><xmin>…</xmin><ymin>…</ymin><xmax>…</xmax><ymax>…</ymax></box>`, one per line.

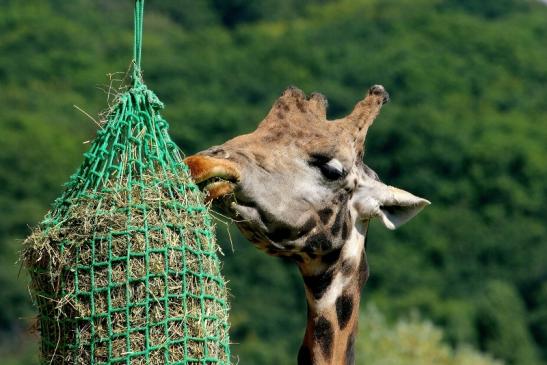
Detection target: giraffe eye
<box><xmin>310</xmin><ymin>155</ymin><xmax>346</xmax><ymax>181</ymax></box>
<box><xmin>320</xmin><ymin>163</ymin><xmax>345</xmax><ymax>180</ymax></box>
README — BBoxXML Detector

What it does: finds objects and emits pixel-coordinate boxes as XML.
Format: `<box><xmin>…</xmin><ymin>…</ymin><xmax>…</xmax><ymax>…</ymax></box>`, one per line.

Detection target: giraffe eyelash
<box><xmin>309</xmin><ymin>155</ymin><xmax>347</xmax><ymax>181</ymax></box>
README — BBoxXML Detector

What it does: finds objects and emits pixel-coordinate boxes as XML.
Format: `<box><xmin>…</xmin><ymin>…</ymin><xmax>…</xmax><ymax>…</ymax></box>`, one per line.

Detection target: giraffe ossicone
<box><xmin>185</xmin><ymin>85</ymin><xmax>429</xmax><ymax>365</ymax></box>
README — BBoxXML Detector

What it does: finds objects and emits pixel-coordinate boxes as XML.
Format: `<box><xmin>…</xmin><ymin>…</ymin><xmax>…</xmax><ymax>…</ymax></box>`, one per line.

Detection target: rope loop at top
<box><xmin>133</xmin><ymin>0</ymin><xmax>145</xmax><ymax>85</ymax></box>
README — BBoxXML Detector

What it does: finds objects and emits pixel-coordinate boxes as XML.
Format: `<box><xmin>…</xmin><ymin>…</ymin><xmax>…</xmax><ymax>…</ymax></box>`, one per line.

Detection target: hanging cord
<box><xmin>133</xmin><ymin>0</ymin><xmax>145</xmax><ymax>85</ymax></box>
<box><xmin>131</xmin><ymin>0</ymin><xmax>164</xmax><ymax>109</ymax></box>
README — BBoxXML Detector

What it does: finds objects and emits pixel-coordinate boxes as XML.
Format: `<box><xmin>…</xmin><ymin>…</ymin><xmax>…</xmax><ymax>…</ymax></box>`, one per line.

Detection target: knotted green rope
<box><xmin>133</xmin><ymin>0</ymin><xmax>144</xmax><ymax>84</ymax></box>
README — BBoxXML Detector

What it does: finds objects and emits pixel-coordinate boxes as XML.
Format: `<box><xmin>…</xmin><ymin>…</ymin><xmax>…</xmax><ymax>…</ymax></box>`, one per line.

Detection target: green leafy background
<box><xmin>1</xmin><ymin>1</ymin><xmax>546</xmax><ymax>364</ymax></box>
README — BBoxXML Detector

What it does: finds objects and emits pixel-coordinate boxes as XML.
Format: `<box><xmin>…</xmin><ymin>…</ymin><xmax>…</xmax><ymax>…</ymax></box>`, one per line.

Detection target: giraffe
<box><xmin>184</xmin><ymin>85</ymin><xmax>429</xmax><ymax>365</ymax></box>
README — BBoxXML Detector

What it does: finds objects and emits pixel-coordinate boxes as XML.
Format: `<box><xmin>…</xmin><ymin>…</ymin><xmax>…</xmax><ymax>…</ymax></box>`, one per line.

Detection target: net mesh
<box><xmin>23</xmin><ymin>78</ymin><xmax>231</xmax><ymax>365</ymax></box>
<box><xmin>22</xmin><ymin>2</ymin><xmax>231</xmax><ymax>363</ymax></box>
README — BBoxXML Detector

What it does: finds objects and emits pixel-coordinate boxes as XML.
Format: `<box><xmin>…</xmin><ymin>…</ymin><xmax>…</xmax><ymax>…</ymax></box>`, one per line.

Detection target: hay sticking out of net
<box><xmin>22</xmin><ymin>80</ymin><xmax>230</xmax><ymax>364</ymax></box>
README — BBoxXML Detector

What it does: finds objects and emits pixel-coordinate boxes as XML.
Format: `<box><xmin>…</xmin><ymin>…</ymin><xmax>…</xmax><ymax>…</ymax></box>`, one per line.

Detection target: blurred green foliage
<box><xmin>356</xmin><ymin>304</ymin><xmax>503</xmax><ymax>365</ymax></box>
<box><xmin>1</xmin><ymin>0</ymin><xmax>546</xmax><ymax>364</ymax></box>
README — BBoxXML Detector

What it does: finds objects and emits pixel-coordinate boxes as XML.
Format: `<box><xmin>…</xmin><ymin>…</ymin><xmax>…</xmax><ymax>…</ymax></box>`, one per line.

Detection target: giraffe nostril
<box><xmin>203</xmin><ymin>146</ymin><xmax>225</xmax><ymax>156</ymax></box>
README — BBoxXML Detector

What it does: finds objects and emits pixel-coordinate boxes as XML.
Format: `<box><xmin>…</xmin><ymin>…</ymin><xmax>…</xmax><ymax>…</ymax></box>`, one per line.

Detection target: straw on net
<box><xmin>22</xmin><ymin>79</ymin><xmax>231</xmax><ymax>364</ymax></box>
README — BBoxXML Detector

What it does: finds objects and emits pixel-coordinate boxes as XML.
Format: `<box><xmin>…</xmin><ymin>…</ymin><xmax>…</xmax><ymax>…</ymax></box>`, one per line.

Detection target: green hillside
<box><xmin>1</xmin><ymin>0</ymin><xmax>546</xmax><ymax>364</ymax></box>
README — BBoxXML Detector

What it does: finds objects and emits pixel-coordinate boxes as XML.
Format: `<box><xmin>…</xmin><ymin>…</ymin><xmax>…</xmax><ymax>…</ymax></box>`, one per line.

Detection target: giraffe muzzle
<box><xmin>184</xmin><ymin>155</ymin><xmax>241</xmax><ymax>202</ymax></box>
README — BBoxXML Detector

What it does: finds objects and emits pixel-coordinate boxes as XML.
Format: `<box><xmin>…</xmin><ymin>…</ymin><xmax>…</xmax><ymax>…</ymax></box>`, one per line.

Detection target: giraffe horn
<box><xmin>342</xmin><ymin>85</ymin><xmax>389</xmax><ymax>149</ymax></box>
<box><xmin>260</xmin><ymin>86</ymin><xmax>328</xmax><ymax>127</ymax></box>
<box><xmin>274</xmin><ymin>86</ymin><xmax>307</xmax><ymax>114</ymax></box>
<box><xmin>307</xmin><ymin>92</ymin><xmax>328</xmax><ymax>120</ymax></box>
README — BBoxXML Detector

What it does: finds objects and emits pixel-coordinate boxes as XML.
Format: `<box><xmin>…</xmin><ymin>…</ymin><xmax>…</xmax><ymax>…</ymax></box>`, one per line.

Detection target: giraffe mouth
<box><xmin>199</xmin><ymin>178</ymin><xmax>237</xmax><ymax>202</ymax></box>
<box><xmin>184</xmin><ymin>155</ymin><xmax>241</xmax><ymax>202</ymax></box>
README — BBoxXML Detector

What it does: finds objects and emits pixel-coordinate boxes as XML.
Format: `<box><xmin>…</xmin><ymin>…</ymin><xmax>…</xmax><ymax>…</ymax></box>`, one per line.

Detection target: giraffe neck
<box><xmin>297</xmin><ymin>223</ymin><xmax>369</xmax><ymax>365</ymax></box>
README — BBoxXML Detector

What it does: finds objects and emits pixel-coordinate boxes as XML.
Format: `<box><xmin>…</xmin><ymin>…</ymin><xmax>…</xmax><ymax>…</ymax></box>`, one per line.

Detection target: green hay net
<box><xmin>22</xmin><ymin>1</ymin><xmax>231</xmax><ymax>364</ymax></box>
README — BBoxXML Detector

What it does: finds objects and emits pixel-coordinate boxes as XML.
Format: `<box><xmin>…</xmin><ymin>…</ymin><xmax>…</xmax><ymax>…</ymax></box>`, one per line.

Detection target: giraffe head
<box><xmin>185</xmin><ymin>85</ymin><xmax>429</xmax><ymax>262</ymax></box>
<box><xmin>186</xmin><ymin>85</ymin><xmax>429</xmax><ymax>364</ymax></box>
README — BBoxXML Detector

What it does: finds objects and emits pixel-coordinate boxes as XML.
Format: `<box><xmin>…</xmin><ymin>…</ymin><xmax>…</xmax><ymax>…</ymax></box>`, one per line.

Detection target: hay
<box><xmin>23</xmin><ymin>173</ymin><xmax>230</xmax><ymax>364</ymax></box>
<box><xmin>22</xmin><ymin>70</ymin><xmax>230</xmax><ymax>364</ymax></box>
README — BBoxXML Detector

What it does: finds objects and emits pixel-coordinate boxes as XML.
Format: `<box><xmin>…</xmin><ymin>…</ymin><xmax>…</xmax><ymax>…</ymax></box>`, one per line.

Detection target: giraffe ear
<box><xmin>353</xmin><ymin>182</ymin><xmax>430</xmax><ymax>230</ymax></box>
